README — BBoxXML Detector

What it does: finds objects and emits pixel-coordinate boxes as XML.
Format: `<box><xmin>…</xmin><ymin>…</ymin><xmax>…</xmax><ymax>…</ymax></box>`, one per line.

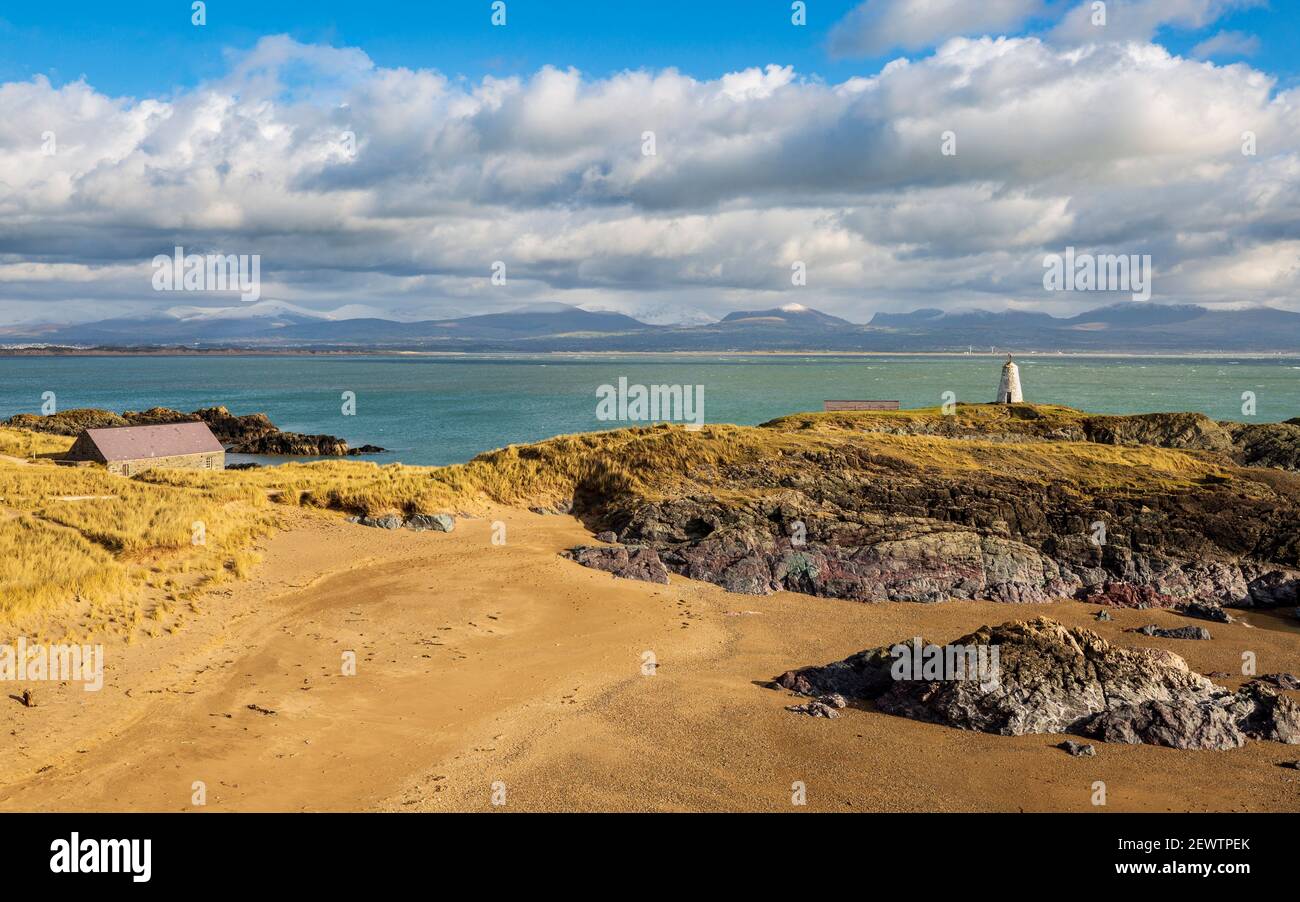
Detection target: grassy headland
<box><xmin>1</xmin><ymin>403</ymin><xmax>1295</xmax><ymax>630</ymax></box>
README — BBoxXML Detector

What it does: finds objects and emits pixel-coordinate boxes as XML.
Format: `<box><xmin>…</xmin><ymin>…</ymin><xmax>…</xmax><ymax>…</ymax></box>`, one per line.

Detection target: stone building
<box><xmin>996</xmin><ymin>356</ymin><xmax>1023</xmax><ymax>403</ymax></box>
<box><xmin>63</xmin><ymin>422</ymin><xmax>225</xmax><ymax>476</ymax></box>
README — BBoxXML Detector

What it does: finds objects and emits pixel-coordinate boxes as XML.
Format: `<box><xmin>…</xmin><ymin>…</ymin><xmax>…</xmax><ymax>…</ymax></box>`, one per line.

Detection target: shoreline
<box><xmin>4</xmin><ymin>347</ymin><xmax>1300</xmax><ymax>361</ymax></box>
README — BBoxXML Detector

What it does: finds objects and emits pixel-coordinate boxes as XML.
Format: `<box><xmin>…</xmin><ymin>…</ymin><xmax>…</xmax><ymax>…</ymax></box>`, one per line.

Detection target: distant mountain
<box><xmin>6</xmin><ymin>301</ymin><xmax>1300</xmax><ymax>353</ymax></box>
<box><xmin>8</xmin><ymin>302</ymin><xmax>657</xmax><ymax>347</ymax></box>
<box><xmin>5</xmin><ymin>301</ymin><xmax>331</xmax><ymax>345</ymax></box>
<box><xmin>272</xmin><ymin>304</ymin><xmax>655</xmax><ymax>343</ymax></box>
<box><xmin>719</xmin><ymin>304</ymin><xmax>854</xmax><ymax>329</ymax></box>
<box><xmin>867</xmin><ymin>308</ymin><xmax>945</xmax><ymax>327</ymax></box>
<box><xmin>855</xmin><ymin>303</ymin><xmax>1300</xmax><ymax>352</ymax></box>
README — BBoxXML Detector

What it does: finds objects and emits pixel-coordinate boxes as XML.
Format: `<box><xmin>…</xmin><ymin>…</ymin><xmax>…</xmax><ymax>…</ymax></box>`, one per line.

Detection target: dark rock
<box><xmin>562</xmin><ymin>409</ymin><xmax>1300</xmax><ymax>608</ymax></box>
<box><xmin>19</xmin><ymin>689</ymin><xmax>37</xmax><ymax>708</ymax></box>
<box><xmin>4</xmin><ymin>404</ymin><xmax>384</xmax><ymax>457</ymax></box>
<box><xmin>405</xmin><ymin>513</ymin><xmax>454</xmax><ymax>533</ymax></box>
<box><xmin>1252</xmin><ymin>673</ymin><xmax>1300</xmax><ymax>690</ymax></box>
<box><xmin>777</xmin><ymin>617</ymin><xmax>1297</xmax><ymax>751</ymax></box>
<box><xmin>1279</xmin><ymin>760</ymin><xmax>1300</xmax><ymax>769</ymax></box>
<box><xmin>594</xmin><ymin>531</ymin><xmax>619</xmax><ymax>544</ymax></box>
<box><xmin>1177</xmin><ymin>600</ymin><xmax>1234</xmax><ymax>623</ymax></box>
<box><xmin>1083</xmin><ymin>700</ymin><xmax>1245</xmax><ymax>750</ymax></box>
<box><xmin>1094</xmin><ymin>609</ymin><xmax>1113</xmax><ymax>622</ymax></box>
<box><xmin>564</xmin><ymin>545</ymin><xmax>670</xmax><ymax>585</ymax></box>
<box><xmin>350</xmin><ymin>444</ymin><xmax>388</xmax><ymax>454</ymax></box>
<box><xmin>785</xmin><ymin>697</ymin><xmax>842</xmax><ymax>718</ymax></box>
<box><xmin>229</xmin><ymin>430</ymin><xmax>351</xmax><ymax>456</ymax></box>
<box><xmin>608</xmin><ymin>476</ymin><xmax>1300</xmax><ymax>607</ymax></box>
<box><xmin>1245</xmin><ymin>570</ymin><xmax>1300</xmax><ymax>607</ymax></box>
<box><xmin>775</xmin><ymin>644</ymin><xmax>899</xmax><ymax>700</ymax></box>
<box><xmin>529</xmin><ymin>500</ymin><xmax>574</xmax><ymax>516</ymax></box>
<box><xmin>1082</xmin><ymin>582</ymin><xmax>1178</xmax><ymax>609</ymax></box>
<box><xmin>359</xmin><ymin>514</ymin><xmax>403</xmax><ymax>530</ymax></box>
<box><xmin>1130</xmin><ymin>624</ymin><xmax>1212</xmax><ymax>640</ymax></box>
<box><xmin>783</xmin><ymin>618</ymin><xmax>1222</xmax><ymax>738</ymax></box>
<box><xmin>1229</xmin><ymin>681</ymin><xmax>1300</xmax><ymax>743</ymax></box>
<box><xmin>1058</xmin><ymin>740</ymin><xmax>1096</xmax><ymax>757</ymax></box>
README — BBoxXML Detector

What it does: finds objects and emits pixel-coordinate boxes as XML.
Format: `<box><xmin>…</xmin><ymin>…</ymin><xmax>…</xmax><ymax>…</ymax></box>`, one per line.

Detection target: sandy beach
<box><xmin>3</xmin><ymin>506</ymin><xmax>1297</xmax><ymax>813</ymax></box>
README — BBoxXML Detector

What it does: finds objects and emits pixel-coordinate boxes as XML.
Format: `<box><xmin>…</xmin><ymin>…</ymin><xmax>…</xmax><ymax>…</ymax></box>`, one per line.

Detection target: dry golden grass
<box><xmin>0</xmin><ymin>515</ymin><xmax>127</xmax><ymax>614</ymax></box>
<box><xmin>0</xmin><ymin>456</ymin><xmax>274</xmax><ymax>624</ymax></box>
<box><xmin>0</xmin><ymin>426</ymin><xmax>73</xmax><ymax>459</ymax></box>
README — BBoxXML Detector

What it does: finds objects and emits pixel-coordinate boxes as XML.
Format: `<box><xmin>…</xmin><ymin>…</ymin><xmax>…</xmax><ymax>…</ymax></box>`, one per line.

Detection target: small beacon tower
<box><xmin>996</xmin><ymin>355</ymin><xmax>1023</xmax><ymax>404</ymax></box>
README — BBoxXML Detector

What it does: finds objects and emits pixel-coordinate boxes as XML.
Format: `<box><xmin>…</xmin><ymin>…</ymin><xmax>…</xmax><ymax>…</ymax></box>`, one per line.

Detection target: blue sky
<box><xmin>3</xmin><ymin>1</ymin><xmax>1297</xmax><ymax>97</ymax></box>
<box><xmin>2</xmin><ymin>1</ymin><xmax>1298</xmax><ymax>327</ymax></box>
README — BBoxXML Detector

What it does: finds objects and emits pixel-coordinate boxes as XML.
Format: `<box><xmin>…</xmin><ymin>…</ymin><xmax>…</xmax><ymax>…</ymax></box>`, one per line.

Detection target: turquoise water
<box><xmin>2</xmin><ymin>354</ymin><xmax>1298</xmax><ymax>466</ymax></box>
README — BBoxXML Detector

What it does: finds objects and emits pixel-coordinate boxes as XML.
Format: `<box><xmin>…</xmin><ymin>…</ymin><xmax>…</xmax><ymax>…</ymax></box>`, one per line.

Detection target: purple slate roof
<box><xmin>84</xmin><ymin>422</ymin><xmax>223</xmax><ymax>461</ymax></box>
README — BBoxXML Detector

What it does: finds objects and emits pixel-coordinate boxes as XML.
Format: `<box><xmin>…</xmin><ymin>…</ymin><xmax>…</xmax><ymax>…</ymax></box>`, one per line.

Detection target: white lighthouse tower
<box><xmin>996</xmin><ymin>355</ymin><xmax>1023</xmax><ymax>404</ymax></box>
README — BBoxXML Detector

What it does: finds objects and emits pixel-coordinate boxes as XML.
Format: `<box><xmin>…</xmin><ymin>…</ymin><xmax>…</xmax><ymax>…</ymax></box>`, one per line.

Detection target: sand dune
<box><xmin>2</xmin><ymin>508</ymin><xmax>1297</xmax><ymax>812</ymax></box>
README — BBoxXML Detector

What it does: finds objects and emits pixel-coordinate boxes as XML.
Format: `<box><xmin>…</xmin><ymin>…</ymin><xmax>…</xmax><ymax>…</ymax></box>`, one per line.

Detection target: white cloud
<box><xmin>829</xmin><ymin>0</ymin><xmax>1046</xmax><ymax>57</ymax></box>
<box><xmin>1052</xmin><ymin>0</ymin><xmax>1265</xmax><ymax>44</ymax></box>
<box><xmin>0</xmin><ymin>34</ymin><xmax>1298</xmax><ymax>326</ymax></box>
<box><xmin>1191</xmin><ymin>29</ymin><xmax>1261</xmax><ymax>58</ymax></box>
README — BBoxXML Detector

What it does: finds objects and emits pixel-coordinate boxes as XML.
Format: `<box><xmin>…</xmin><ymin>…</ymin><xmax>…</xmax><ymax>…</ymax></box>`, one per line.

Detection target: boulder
<box><xmin>405</xmin><ymin>513</ymin><xmax>454</xmax><ymax>533</ymax></box>
<box><xmin>563</xmin><ymin>545</ymin><xmax>670</xmax><ymax>585</ymax></box>
<box><xmin>775</xmin><ymin>617</ymin><xmax>1299</xmax><ymax>751</ymax></box>
<box><xmin>359</xmin><ymin>514</ymin><xmax>403</xmax><ymax>530</ymax></box>
<box><xmin>1130</xmin><ymin>624</ymin><xmax>1212</xmax><ymax>640</ymax></box>
<box><xmin>1177</xmin><ymin>600</ymin><xmax>1234</xmax><ymax>623</ymax></box>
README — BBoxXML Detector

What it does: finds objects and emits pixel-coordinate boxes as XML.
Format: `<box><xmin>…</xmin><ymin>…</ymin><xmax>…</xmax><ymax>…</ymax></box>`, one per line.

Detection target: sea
<box><xmin>2</xmin><ymin>353</ymin><xmax>1298</xmax><ymax>467</ymax></box>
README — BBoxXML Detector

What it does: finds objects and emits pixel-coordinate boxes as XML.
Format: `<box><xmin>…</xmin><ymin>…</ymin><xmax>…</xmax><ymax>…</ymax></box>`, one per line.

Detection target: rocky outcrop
<box><xmin>563</xmin><ymin>545</ymin><xmax>670</xmax><ymax>585</ymax></box>
<box><xmin>592</xmin><ymin>488</ymin><xmax>1300</xmax><ymax>606</ymax></box>
<box><xmin>1226</xmin><ymin>421</ymin><xmax>1300</xmax><ymax>471</ymax></box>
<box><xmin>349</xmin><ymin>513</ymin><xmax>455</xmax><ymax>532</ymax></box>
<box><xmin>5</xmin><ymin>405</ymin><xmax>386</xmax><ymax>456</ymax></box>
<box><xmin>774</xmin><ymin>617</ymin><xmax>1300</xmax><ymax>751</ymax></box>
<box><xmin>1081</xmin><ymin>582</ymin><xmax>1177</xmax><ymax>609</ymax></box>
<box><xmin>558</xmin><ymin>407</ymin><xmax>1300</xmax><ymax>607</ymax></box>
<box><xmin>5</xmin><ymin>408</ymin><xmax>128</xmax><ymax>434</ymax></box>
